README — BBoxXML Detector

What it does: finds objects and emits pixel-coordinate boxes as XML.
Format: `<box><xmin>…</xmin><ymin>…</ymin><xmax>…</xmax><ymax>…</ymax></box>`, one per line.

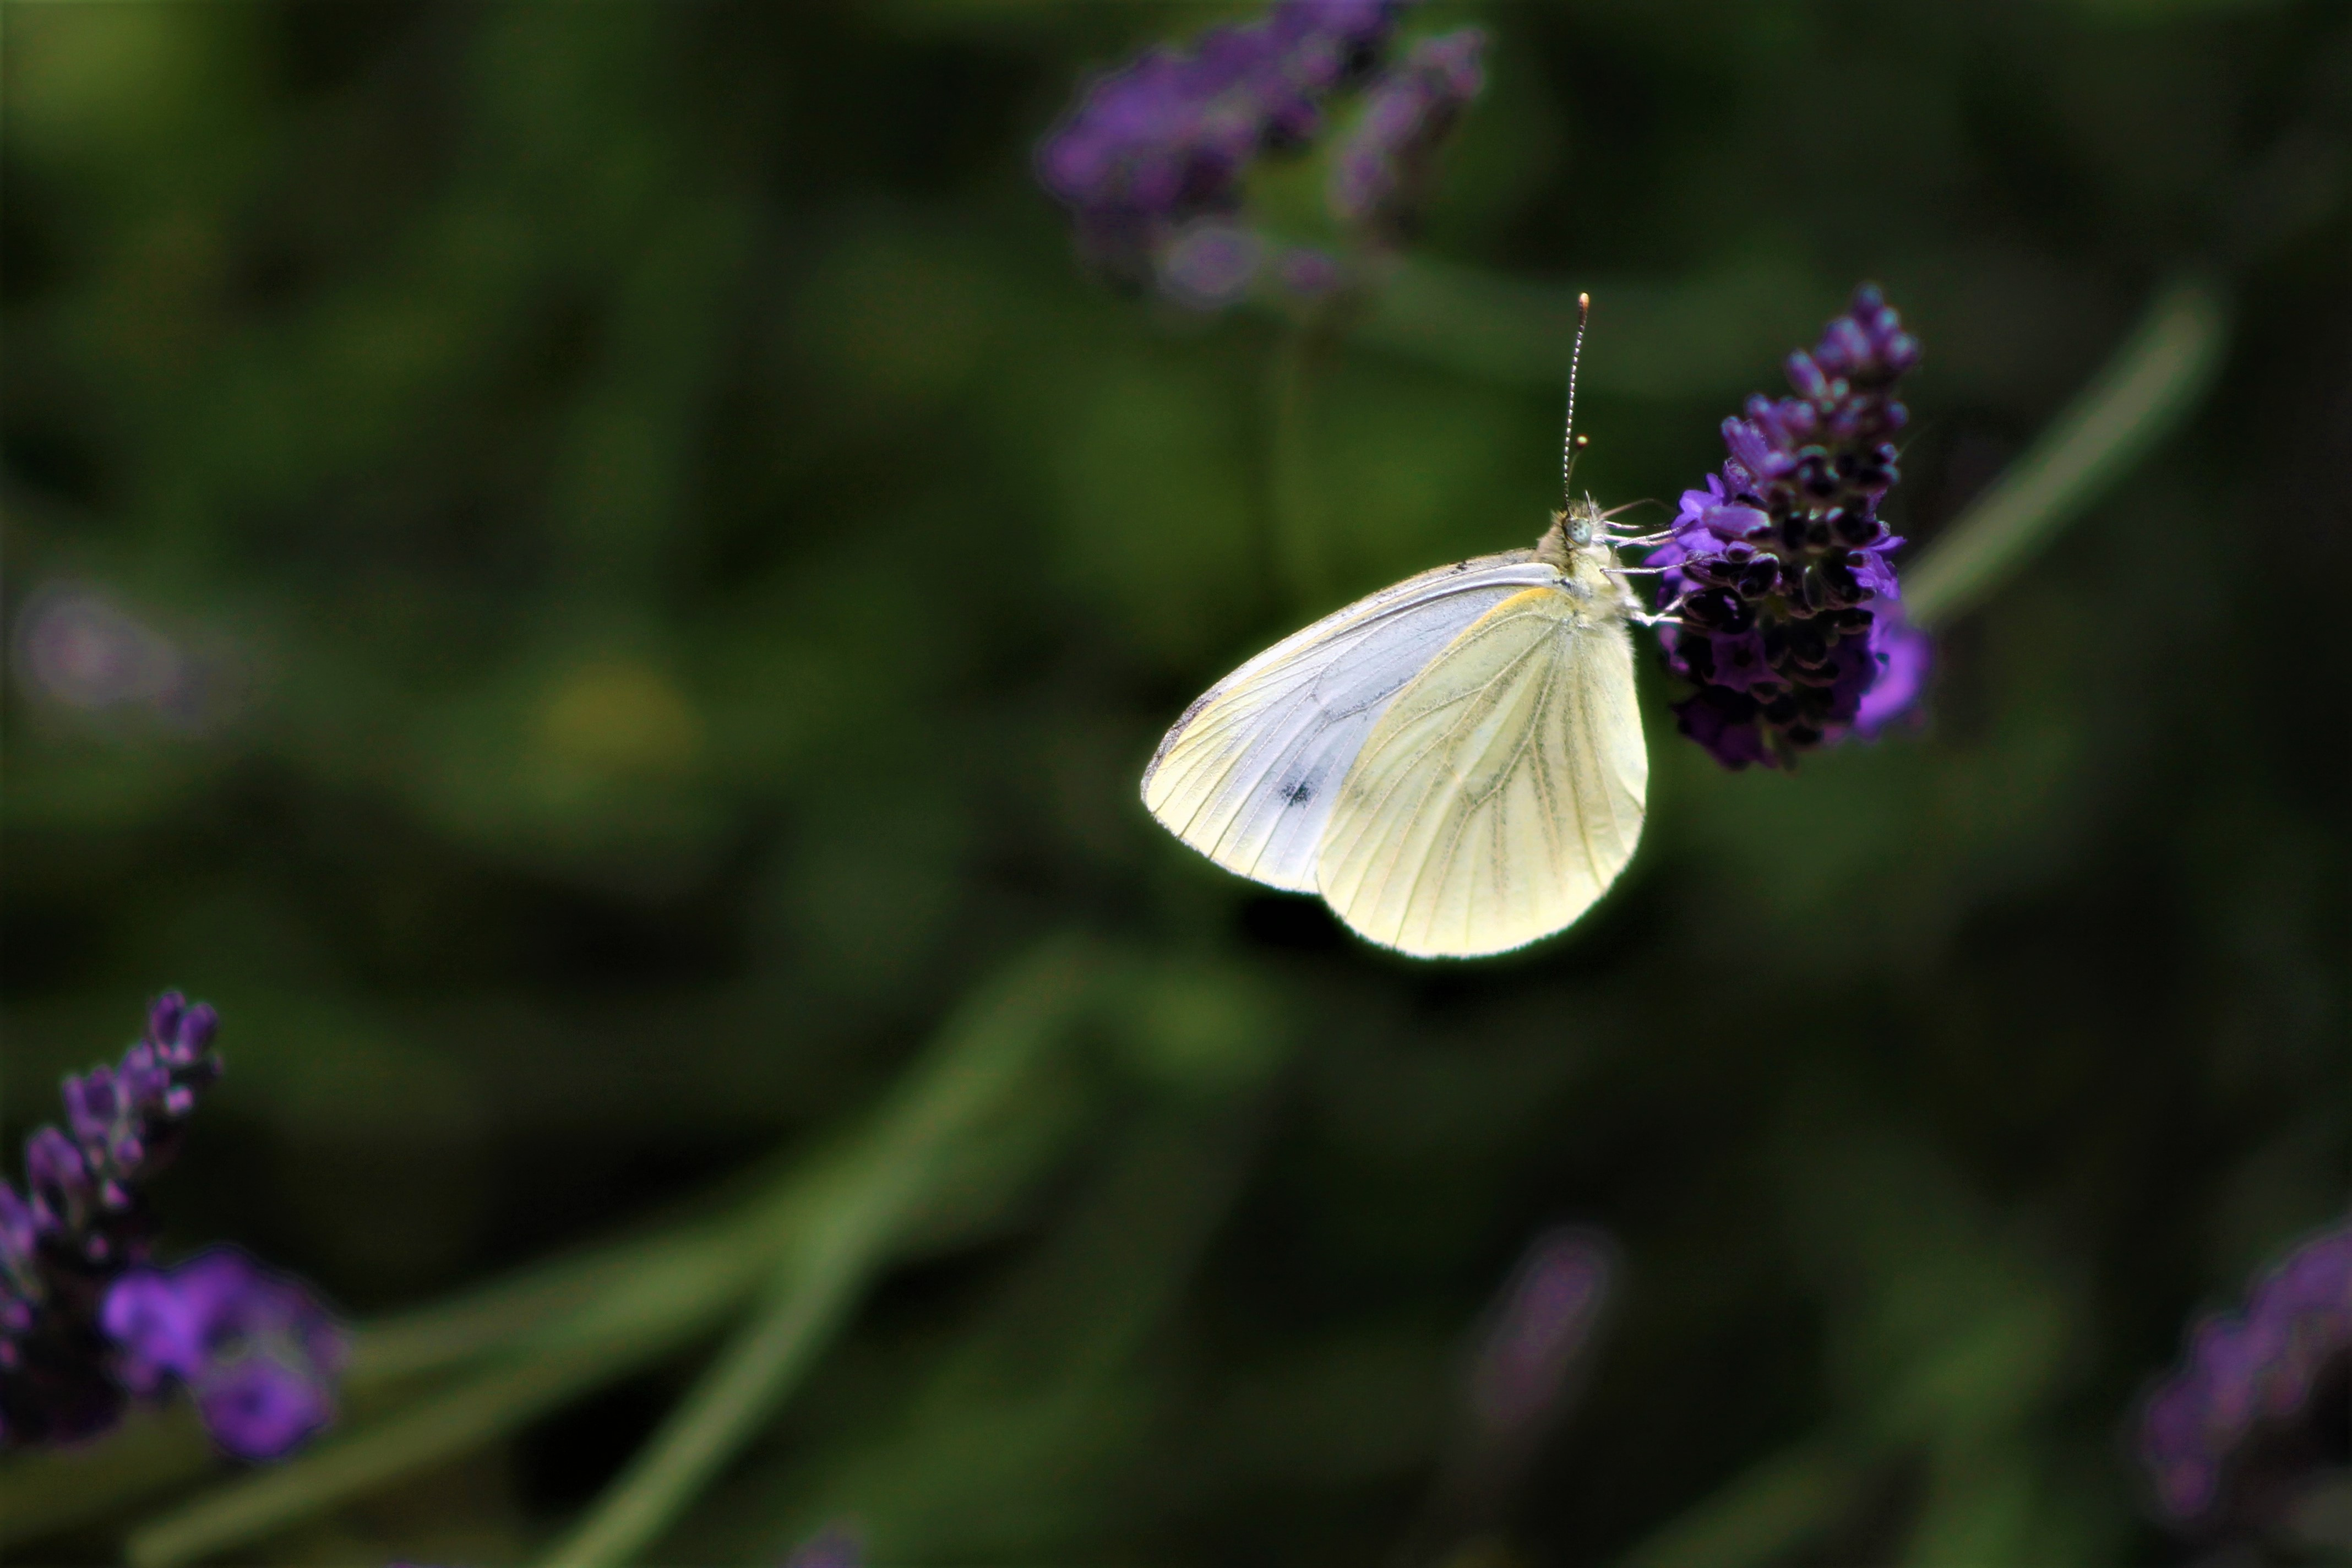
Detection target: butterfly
<box><xmin>1140</xmin><ymin>298</ymin><xmax>1649</xmax><ymax>959</ymax></box>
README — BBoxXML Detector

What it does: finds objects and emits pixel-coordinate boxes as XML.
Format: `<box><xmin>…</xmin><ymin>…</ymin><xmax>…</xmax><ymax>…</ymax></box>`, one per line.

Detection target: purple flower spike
<box><xmin>1327</xmin><ymin>28</ymin><xmax>1487</xmax><ymax>242</ymax></box>
<box><xmin>1036</xmin><ymin>1</ymin><xmax>1414</xmax><ymax>302</ymax></box>
<box><xmin>1468</xmin><ymin>1228</ymin><xmax>1614</xmax><ymax>1440</ymax></box>
<box><xmin>104</xmin><ymin>1249</ymin><xmax>346</xmax><ymax>1461</ymax></box>
<box><xmin>1649</xmin><ymin>286</ymin><xmax>1928</xmax><ymax>767</ymax></box>
<box><xmin>2137</xmin><ymin>1216</ymin><xmax>2352</xmax><ymax>1532</ymax></box>
<box><xmin>4</xmin><ymin>993</ymin><xmax>340</xmax><ymax>1458</ymax></box>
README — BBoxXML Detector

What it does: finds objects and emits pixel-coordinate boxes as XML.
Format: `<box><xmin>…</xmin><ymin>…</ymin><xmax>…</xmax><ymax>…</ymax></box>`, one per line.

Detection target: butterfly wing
<box><xmin>1141</xmin><ymin>553</ymin><xmax>1559</xmax><ymax>892</ymax></box>
<box><xmin>1315</xmin><ymin>585</ymin><xmax>1646</xmax><ymax>958</ymax></box>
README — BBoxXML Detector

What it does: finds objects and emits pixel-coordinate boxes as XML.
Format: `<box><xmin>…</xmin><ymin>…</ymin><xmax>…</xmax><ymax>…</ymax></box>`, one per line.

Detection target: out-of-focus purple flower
<box><xmin>104</xmin><ymin>1250</ymin><xmax>346</xmax><ymax>1461</ymax></box>
<box><xmin>1038</xmin><ymin>3</ymin><xmax>1407</xmax><ymax>275</ymax></box>
<box><xmin>1467</xmin><ymin>1227</ymin><xmax>1613</xmax><ymax>1439</ymax></box>
<box><xmin>2</xmin><ymin>994</ymin><xmax>340</xmax><ymax>1460</ymax></box>
<box><xmin>12</xmin><ymin>584</ymin><xmax>187</xmax><ymax>714</ymax></box>
<box><xmin>10</xmin><ymin>582</ymin><xmax>236</xmax><ymax>732</ymax></box>
<box><xmin>1853</xmin><ymin>618</ymin><xmax>1932</xmax><ymax>737</ymax></box>
<box><xmin>1328</xmin><ymin>28</ymin><xmax>1485</xmax><ymax>241</ymax></box>
<box><xmin>1036</xmin><ymin>1</ymin><xmax>1425</xmax><ymax>307</ymax></box>
<box><xmin>1648</xmin><ymin>286</ymin><xmax>1926</xmax><ymax>767</ymax></box>
<box><xmin>1274</xmin><ymin>244</ymin><xmax>1347</xmax><ymax>299</ymax></box>
<box><xmin>1158</xmin><ymin>221</ymin><xmax>1268</xmax><ymax>309</ymax></box>
<box><xmin>2137</xmin><ymin>1216</ymin><xmax>2352</xmax><ymax>1527</ymax></box>
<box><xmin>782</xmin><ymin>1524</ymin><xmax>864</xmax><ymax>1568</ymax></box>
<box><xmin>1414</xmin><ymin>1227</ymin><xmax>1618</xmax><ymax>1554</ymax></box>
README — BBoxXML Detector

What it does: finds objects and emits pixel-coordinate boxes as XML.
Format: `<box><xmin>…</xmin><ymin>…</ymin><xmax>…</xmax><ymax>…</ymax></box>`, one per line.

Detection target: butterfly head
<box><xmin>1538</xmin><ymin>497</ymin><xmax>1613</xmax><ymax>564</ymax></box>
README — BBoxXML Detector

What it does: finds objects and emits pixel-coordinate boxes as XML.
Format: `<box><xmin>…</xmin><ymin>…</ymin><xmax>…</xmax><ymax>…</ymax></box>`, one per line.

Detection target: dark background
<box><xmin>3</xmin><ymin>2</ymin><xmax>2346</xmax><ymax>1562</ymax></box>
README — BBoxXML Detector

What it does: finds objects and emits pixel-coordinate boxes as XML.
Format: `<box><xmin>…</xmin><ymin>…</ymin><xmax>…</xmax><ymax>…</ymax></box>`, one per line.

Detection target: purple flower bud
<box><xmin>148</xmin><ymin>992</ymin><xmax>187</xmax><ymax>1048</ymax></box>
<box><xmin>24</xmin><ymin>1129</ymin><xmax>93</xmax><ymax>1232</ymax></box>
<box><xmin>0</xmin><ymin>1184</ymin><xmax>37</xmax><ymax>1275</ymax></box>
<box><xmin>102</xmin><ymin>1295</ymin><xmax>191</xmax><ymax>1400</ymax></box>
<box><xmin>1853</xmin><ymin>618</ymin><xmax>1932</xmax><ymax>736</ymax></box>
<box><xmin>1158</xmin><ymin>221</ymin><xmax>1266</xmax><ymax>309</ymax></box>
<box><xmin>1784</xmin><ymin>350</ymin><xmax>1831</xmax><ymax>402</ymax></box>
<box><xmin>103</xmin><ymin>1249</ymin><xmax>346</xmax><ymax>1461</ymax></box>
<box><xmin>198</xmin><ymin>1355</ymin><xmax>338</xmax><ymax>1462</ymax></box>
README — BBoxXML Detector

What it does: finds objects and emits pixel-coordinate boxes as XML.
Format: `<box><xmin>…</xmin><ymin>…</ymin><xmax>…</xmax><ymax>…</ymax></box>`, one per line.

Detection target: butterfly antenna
<box><xmin>1561</xmin><ymin>292</ymin><xmax>1591</xmax><ymax>505</ymax></box>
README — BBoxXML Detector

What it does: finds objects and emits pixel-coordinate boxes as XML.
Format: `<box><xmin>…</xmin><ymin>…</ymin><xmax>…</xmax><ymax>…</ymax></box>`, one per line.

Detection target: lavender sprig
<box><xmin>1327</xmin><ymin>29</ymin><xmax>1486</xmax><ymax>244</ymax></box>
<box><xmin>1037</xmin><ymin>2</ymin><xmax>1485</xmax><ymax>312</ymax></box>
<box><xmin>1037</xmin><ymin>2</ymin><xmax>1403</xmax><ymax>282</ymax></box>
<box><xmin>1649</xmin><ymin>286</ymin><xmax>1930</xmax><ymax>768</ymax></box>
<box><xmin>1</xmin><ymin>993</ymin><xmax>343</xmax><ymax>1458</ymax></box>
<box><xmin>2137</xmin><ymin>1216</ymin><xmax>2352</xmax><ymax>1529</ymax></box>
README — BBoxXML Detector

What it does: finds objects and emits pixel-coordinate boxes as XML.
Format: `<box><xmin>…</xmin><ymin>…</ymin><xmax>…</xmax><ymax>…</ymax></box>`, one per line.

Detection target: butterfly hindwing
<box><xmin>1314</xmin><ymin>585</ymin><xmax>1647</xmax><ymax>957</ymax></box>
<box><xmin>1140</xmin><ymin>553</ymin><xmax>1558</xmax><ymax>891</ymax></box>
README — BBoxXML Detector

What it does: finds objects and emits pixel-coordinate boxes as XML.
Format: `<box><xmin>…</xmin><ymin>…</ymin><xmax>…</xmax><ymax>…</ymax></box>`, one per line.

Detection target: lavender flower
<box><xmin>1467</xmin><ymin>1227</ymin><xmax>1613</xmax><ymax>1440</ymax></box>
<box><xmin>1649</xmin><ymin>286</ymin><xmax>1926</xmax><ymax>767</ymax></box>
<box><xmin>13</xmin><ymin>582</ymin><xmax>185</xmax><ymax>716</ymax></box>
<box><xmin>1</xmin><ymin>993</ymin><xmax>343</xmax><ymax>1459</ymax></box>
<box><xmin>104</xmin><ymin>1250</ymin><xmax>346</xmax><ymax>1461</ymax></box>
<box><xmin>1327</xmin><ymin>28</ymin><xmax>1487</xmax><ymax>242</ymax></box>
<box><xmin>2</xmin><ymin>994</ymin><xmax>221</xmax><ymax>1445</ymax></box>
<box><xmin>1410</xmin><ymin>1228</ymin><xmax>1616</xmax><ymax>1558</ymax></box>
<box><xmin>782</xmin><ymin>1525</ymin><xmax>864</xmax><ymax>1568</ymax></box>
<box><xmin>2137</xmin><ymin>1216</ymin><xmax>2352</xmax><ymax>1528</ymax></box>
<box><xmin>1037</xmin><ymin>1</ymin><xmax>1484</xmax><ymax>311</ymax></box>
<box><xmin>1038</xmin><ymin>2</ymin><xmax>1405</xmax><ymax>280</ymax></box>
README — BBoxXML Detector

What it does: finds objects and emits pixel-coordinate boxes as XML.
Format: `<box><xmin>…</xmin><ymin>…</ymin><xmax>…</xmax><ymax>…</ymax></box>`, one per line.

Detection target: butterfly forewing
<box><xmin>1140</xmin><ymin>553</ymin><xmax>1559</xmax><ymax>891</ymax></box>
<box><xmin>1315</xmin><ymin>585</ymin><xmax>1646</xmax><ymax>957</ymax></box>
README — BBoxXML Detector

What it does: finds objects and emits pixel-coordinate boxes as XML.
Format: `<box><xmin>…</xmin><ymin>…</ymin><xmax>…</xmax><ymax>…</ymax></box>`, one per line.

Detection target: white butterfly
<box><xmin>1141</xmin><ymin>297</ymin><xmax>1648</xmax><ymax>959</ymax></box>
<box><xmin>1142</xmin><ymin>496</ymin><xmax>1648</xmax><ymax>958</ymax></box>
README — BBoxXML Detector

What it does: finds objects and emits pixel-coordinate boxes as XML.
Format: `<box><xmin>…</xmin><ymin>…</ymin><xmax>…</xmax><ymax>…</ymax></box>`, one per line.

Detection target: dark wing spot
<box><xmin>1281</xmin><ymin>780</ymin><xmax>1315</xmax><ymax>807</ymax></box>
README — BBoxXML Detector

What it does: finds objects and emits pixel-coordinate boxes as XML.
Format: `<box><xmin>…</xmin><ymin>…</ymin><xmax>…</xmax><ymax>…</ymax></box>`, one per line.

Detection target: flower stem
<box><xmin>1903</xmin><ymin>276</ymin><xmax>2229</xmax><ymax>630</ymax></box>
<box><xmin>106</xmin><ymin>938</ymin><xmax>1099</xmax><ymax>1567</ymax></box>
<box><xmin>530</xmin><ymin>937</ymin><xmax>1098</xmax><ymax>1568</ymax></box>
<box><xmin>127</xmin><ymin>1344</ymin><xmax>646</xmax><ymax>1568</ymax></box>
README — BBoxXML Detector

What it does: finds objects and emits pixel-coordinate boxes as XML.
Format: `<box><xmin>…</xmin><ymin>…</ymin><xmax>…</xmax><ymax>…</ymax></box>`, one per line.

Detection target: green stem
<box><xmin>127</xmin><ymin>1346</ymin><xmax>641</xmax><ymax>1568</ymax></box>
<box><xmin>1903</xmin><ymin>277</ymin><xmax>2229</xmax><ymax>630</ymax></box>
<box><xmin>0</xmin><ymin>1409</ymin><xmax>214</xmax><ymax>1550</ymax></box>
<box><xmin>105</xmin><ymin>938</ymin><xmax>1096</xmax><ymax>1566</ymax></box>
<box><xmin>3</xmin><ymin>1192</ymin><xmax>787</xmax><ymax>1553</ymax></box>
<box><xmin>350</xmin><ymin>1204</ymin><xmax>773</xmax><ymax>1386</ymax></box>
<box><xmin>113</xmin><ymin>1204</ymin><xmax>794</xmax><ymax>1565</ymax></box>
<box><xmin>530</xmin><ymin>938</ymin><xmax>1098</xmax><ymax>1568</ymax></box>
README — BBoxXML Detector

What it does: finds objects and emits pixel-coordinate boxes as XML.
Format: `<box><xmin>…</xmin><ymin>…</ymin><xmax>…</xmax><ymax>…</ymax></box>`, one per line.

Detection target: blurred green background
<box><xmin>3</xmin><ymin>2</ymin><xmax>2346</xmax><ymax>1563</ymax></box>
